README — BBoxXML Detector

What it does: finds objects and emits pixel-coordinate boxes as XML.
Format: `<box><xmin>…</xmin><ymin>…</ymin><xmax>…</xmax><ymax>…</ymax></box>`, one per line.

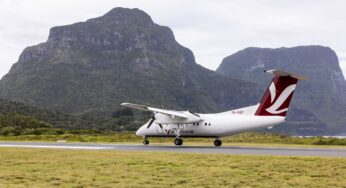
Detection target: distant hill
<box><xmin>217</xmin><ymin>46</ymin><xmax>346</xmax><ymax>135</ymax></box>
<box><xmin>0</xmin><ymin>8</ymin><xmax>259</xmax><ymax>118</ymax></box>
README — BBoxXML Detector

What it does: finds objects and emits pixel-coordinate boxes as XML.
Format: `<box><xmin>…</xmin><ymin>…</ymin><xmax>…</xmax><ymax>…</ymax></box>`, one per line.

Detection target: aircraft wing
<box><xmin>121</xmin><ymin>103</ymin><xmax>188</xmax><ymax>119</ymax></box>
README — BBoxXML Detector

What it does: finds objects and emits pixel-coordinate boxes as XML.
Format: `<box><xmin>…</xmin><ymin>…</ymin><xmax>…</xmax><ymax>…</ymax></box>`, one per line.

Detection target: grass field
<box><xmin>0</xmin><ymin>148</ymin><xmax>345</xmax><ymax>187</ymax></box>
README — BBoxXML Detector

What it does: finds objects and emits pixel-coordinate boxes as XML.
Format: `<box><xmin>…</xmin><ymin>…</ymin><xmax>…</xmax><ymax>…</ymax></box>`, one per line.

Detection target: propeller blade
<box><xmin>147</xmin><ymin>116</ymin><xmax>156</xmax><ymax>128</ymax></box>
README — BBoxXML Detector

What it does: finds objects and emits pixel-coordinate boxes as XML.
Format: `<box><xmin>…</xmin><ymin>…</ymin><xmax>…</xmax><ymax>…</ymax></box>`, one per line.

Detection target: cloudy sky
<box><xmin>0</xmin><ymin>0</ymin><xmax>346</xmax><ymax>78</ymax></box>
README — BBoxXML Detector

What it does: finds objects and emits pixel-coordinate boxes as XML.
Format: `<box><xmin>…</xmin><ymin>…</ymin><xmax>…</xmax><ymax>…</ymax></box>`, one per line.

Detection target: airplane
<box><xmin>121</xmin><ymin>69</ymin><xmax>304</xmax><ymax>146</ymax></box>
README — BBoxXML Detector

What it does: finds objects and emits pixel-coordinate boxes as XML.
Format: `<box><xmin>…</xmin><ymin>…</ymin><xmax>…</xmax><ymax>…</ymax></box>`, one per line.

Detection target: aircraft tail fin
<box><xmin>255</xmin><ymin>69</ymin><xmax>304</xmax><ymax>117</ymax></box>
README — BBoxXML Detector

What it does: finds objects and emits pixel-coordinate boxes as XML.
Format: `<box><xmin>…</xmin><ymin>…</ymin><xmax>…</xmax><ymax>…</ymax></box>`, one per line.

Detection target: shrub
<box><xmin>0</xmin><ymin>126</ymin><xmax>16</xmax><ymax>136</ymax></box>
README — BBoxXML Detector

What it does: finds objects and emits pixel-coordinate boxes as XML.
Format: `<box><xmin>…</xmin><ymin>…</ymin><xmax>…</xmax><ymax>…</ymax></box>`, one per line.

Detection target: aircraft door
<box><xmin>156</xmin><ymin>124</ymin><xmax>164</xmax><ymax>134</ymax></box>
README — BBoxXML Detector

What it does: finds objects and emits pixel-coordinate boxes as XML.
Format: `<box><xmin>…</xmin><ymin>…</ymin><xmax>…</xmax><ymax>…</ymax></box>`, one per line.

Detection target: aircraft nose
<box><xmin>136</xmin><ymin>126</ymin><xmax>145</xmax><ymax>136</ymax></box>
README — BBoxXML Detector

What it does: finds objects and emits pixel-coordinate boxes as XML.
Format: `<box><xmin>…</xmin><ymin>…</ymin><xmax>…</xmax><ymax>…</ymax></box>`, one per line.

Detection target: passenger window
<box><xmin>205</xmin><ymin>122</ymin><xmax>207</xmax><ymax>126</ymax></box>
<box><xmin>208</xmin><ymin>123</ymin><xmax>211</xmax><ymax>126</ymax></box>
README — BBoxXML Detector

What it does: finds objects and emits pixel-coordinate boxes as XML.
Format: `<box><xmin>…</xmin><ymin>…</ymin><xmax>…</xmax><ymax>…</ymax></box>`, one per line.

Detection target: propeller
<box><xmin>147</xmin><ymin>116</ymin><xmax>156</xmax><ymax>128</ymax></box>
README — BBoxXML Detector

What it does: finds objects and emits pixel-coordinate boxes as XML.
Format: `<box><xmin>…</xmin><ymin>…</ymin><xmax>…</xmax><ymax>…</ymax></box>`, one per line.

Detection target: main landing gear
<box><xmin>174</xmin><ymin>138</ymin><xmax>183</xmax><ymax>146</ymax></box>
<box><xmin>214</xmin><ymin>139</ymin><xmax>222</xmax><ymax>147</ymax></box>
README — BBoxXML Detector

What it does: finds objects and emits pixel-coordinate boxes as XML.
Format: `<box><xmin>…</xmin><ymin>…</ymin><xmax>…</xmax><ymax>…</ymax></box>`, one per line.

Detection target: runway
<box><xmin>0</xmin><ymin>141</ymin><xmax>346</xmax><ymax>157</ymax></box>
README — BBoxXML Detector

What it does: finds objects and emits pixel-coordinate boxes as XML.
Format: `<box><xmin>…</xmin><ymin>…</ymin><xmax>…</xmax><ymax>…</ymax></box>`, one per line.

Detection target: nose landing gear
<box><xmin>214</xmin><ymin>139</ymin><xmax>222</xmax><ymax>147</ymax></box>
<box><xmin>174</xmin><ymin>138</ymin><xmax>183</xmax><ymax>146</ymax></box>
<box><xmin>143</xmin><ymin>137</ymin><xmax>149</xmax><ymax>145</ymax></box>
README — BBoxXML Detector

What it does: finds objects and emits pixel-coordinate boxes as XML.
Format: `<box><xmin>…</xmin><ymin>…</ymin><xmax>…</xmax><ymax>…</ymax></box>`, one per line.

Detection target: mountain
<box><xmin>0</xmin><ymin>8</ymin><xmax>259</xmax><ymax>119</ymax></box>
<box><xmin>217</xmin><ymin>46</ymin><xmax>346</xmax><ymax>135</ymax></box>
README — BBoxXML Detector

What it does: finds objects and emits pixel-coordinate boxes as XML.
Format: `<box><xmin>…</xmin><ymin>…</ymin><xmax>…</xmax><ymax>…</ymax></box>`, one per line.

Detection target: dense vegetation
<box><xmin>0</xmin><ymin>113</ymin><xmax>51</xmax><ymax>136</ymax></box>
<box><xmin>0</xmin><ymin>98</ymin><xmax>83</xmax><ymax>129</ymax></box>
<box><xmin>0</xmin><ymin>98</ymin><xmax>147</xmax><ymax>134</ymax></box>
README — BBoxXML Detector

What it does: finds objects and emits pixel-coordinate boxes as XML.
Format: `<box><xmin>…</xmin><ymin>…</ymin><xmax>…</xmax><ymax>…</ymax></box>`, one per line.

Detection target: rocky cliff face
<box><xmin>217</xmin><ymin>46</ymin><xmax>346</xmax><ymax>134</ymax></box>
<box><xmin>0</xmin><ymin>8</ymin><xmax>259</xmax><ymax>117</ymax></box>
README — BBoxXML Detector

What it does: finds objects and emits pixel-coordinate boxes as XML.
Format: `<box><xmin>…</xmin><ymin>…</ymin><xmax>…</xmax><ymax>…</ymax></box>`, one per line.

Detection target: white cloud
<box><xmin>0</xmin><ymin>0</ymin><xmax>346</xmax><ymax>78</ymax></box>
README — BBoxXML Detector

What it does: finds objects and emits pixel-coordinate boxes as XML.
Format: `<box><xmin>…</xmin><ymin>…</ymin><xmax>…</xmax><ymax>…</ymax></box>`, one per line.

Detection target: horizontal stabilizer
<box><xmin>264</xmin><ymin>69</ymin><xmax>306</xmax><ymax>80</ymax></box>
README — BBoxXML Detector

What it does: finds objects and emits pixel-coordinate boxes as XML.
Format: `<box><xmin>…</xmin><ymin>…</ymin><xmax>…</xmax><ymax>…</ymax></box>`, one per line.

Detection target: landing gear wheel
<box><xmin>174</xmin><ymin>138</ymin><xmax>183</xmax><ymax>146</ymax></box>
<box><xmin>214</xmin><ymin>139</ymin><xmax>222</xmax><ymax>147</ymax></box>
<box><xmin>143</xmin><ymin>139</ymin><xmax>149</xmax><ymax>145</ymax></box>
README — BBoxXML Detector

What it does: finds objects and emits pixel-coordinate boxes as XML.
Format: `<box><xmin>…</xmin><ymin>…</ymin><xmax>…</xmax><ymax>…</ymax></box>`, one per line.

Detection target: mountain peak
<box><xmin>48</xmin><ymin>7</ymin><xmax>156</xmax><ymax>44</ymax></box>
<box><xmin>103</xmin><ymin>7</ymin><xmax>154</xmax><ymax>25</ymax></box>
<box><xmin>221</xmin><ymin>45</ymin><xmax>341</xmax><ymax>74</ymax></box>
<box><xmin>19</xmin><ymin>7</ymin><xmax>183</xmax><ymax>67</ymax></box>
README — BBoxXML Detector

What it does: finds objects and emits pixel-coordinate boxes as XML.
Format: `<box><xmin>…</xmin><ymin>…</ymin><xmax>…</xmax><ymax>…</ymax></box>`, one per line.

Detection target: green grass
<box><xmin>0</xmin><ymin>148</ymin><xmax>345</xmax><ymax>187</ymax></box>
<box><xmin>1</xmin><ymin>132</ymin><xmax>346</xmax><ymax>147</ymax></box>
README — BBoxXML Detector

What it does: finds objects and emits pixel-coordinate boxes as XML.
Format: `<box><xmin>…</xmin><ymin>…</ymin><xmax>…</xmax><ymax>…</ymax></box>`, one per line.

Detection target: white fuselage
<box><xmin>136</xmin><ymin>111</ymin><xmax>285</xmax><ymax>138</ymax></box>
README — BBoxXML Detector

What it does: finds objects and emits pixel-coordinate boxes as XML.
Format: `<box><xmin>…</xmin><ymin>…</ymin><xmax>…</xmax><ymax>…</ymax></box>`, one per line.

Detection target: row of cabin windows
<box><xmin>191</xmin><ymin>122</ymin><xmax>211</xmax><ymax>126</ymax></box>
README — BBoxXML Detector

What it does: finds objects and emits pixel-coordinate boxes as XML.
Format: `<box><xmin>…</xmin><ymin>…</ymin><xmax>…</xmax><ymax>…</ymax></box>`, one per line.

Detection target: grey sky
<box><xmin>0</xmin><ymin>0</ymin><xmax>345</xmax><ymax>78</ymax></box>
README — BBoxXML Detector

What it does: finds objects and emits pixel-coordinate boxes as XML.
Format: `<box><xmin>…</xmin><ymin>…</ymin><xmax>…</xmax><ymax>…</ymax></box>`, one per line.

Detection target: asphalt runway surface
<box><xmin>0</xmin><ymin>141</ymin><xmax>346</xmax><ymax>157</ymax></box>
